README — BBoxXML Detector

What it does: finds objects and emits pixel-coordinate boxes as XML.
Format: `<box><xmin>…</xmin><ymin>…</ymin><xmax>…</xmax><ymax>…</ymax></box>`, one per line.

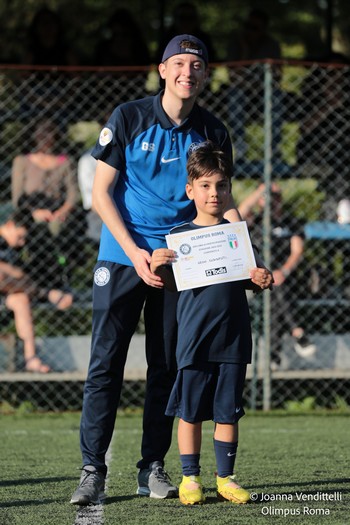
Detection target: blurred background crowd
<box><xmin>0</xmin><ymin>0</ymin><xmax>349</xmax><ymax>411</ymax></box>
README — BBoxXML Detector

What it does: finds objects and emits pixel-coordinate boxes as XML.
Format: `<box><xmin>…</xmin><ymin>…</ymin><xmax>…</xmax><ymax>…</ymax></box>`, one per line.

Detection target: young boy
<box><xmin>151</xmin><ymin>142</ymin><xmax>272</xmax><ymax>505</ymax></box>
<box><xmin>0</xmin><ymin>208</ymin><xmax>73</xmax><ymax>372</ymax></box>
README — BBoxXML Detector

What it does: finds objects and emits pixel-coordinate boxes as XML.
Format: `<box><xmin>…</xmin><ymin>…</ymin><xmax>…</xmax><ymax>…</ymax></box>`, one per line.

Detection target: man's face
<box><xmin>159</xmin><ymin>54</ymin><xmax>208</xmax><ymax>101</ymax></box>
<box><xmin>7</xmin><ymin>223</ymin><xmax>27</xmax><ymax>248</ymax></box>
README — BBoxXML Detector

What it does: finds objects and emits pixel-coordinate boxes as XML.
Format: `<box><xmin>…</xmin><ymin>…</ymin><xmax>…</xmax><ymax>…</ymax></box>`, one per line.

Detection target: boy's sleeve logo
<box><xmin>99</xmin><ymin>127</ymin><xmax>113</xmax><ymax>146</ymax></box>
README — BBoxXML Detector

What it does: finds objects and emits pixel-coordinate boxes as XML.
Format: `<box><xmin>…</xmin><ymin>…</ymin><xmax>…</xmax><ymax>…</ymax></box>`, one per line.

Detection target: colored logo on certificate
<box><xmin>228</xmin><ymin>233</ymin><xmax>238</xmax><ymax>249</ymax></box>
<box><xmin>179</xmin><ymin>243</ymin><xmax>191</xmax><ymax>255</ymax></box>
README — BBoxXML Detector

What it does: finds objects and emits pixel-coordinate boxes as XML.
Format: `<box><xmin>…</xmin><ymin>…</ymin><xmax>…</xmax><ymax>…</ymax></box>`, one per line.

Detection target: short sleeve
<box><xmin>91</xmin><ymin>106</ymin><xmax>126</xmax><ymax>170</ymax></box>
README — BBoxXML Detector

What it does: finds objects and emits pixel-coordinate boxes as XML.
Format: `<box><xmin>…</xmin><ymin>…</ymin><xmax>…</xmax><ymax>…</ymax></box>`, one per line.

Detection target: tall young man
<box><xmin>71</xmin><ymin>34</ymin><xmax>248</xmax><ymax>506</ymax></box>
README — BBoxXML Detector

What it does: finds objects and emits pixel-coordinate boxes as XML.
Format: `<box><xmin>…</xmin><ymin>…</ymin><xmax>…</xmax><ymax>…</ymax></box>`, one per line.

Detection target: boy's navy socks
<box><xmin>214</xmin><ymin>439</ymin><xmax>238</xmax><ymax>478</ymax></box>
<box><xmin>180</xmin><ymin>453</ymin><xmax>201</xmax><ymax>476</ymax></box>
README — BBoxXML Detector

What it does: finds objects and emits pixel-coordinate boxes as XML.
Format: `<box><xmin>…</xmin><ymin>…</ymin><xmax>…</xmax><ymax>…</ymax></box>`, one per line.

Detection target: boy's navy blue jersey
<box><xmin>171</xmin><ymin>220</ymin><xmax>252</xmax><ymax>369</ymax></box>
<box><xmin>91</xmin><ymin>91</ymin><xmax>233</xmax><ymax>266</ymax></box>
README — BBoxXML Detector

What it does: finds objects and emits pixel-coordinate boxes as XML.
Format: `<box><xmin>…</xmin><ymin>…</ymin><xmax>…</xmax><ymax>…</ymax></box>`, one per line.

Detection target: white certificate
<box><xmin>165</xmin><ymin>221</ymin><xmax>256</xmax><ymax>291</ymax></box>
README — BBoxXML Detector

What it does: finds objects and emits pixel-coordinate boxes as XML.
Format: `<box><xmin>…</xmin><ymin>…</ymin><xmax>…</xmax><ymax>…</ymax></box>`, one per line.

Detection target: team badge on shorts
<box><xmin>94</xmin><ymin>267</ymin><xmax>110</xmax><ymax>286</ymax></box>
<box><xmin>99</xmin><ymin>127</ymin><xmax>113</xmax><ymax>146</ymax></box>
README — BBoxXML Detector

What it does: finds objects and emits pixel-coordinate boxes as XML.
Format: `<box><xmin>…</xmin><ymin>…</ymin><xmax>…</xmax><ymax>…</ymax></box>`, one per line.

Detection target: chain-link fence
<box><xmin>1</xmin><ymin>61</ymin><xmax>350</xmax><ymax>410</ymax></box>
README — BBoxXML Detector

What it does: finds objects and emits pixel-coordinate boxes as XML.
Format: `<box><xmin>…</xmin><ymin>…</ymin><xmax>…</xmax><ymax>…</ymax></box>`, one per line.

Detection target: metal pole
<box><xmin>263</xmin><ymin>61</ymin><xmax>273</xmax><ymax>411</ymax></box>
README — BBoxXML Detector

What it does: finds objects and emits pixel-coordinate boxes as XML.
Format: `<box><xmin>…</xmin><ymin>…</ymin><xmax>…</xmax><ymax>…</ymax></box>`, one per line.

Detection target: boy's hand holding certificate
<box><xmin>165</xmin><ymin>221</ymin><xmax>256</xmax><ymax>291</ymax></box>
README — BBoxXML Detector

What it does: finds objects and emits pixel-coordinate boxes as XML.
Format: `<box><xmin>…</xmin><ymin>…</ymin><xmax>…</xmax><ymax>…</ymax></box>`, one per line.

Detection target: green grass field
<box><xmin>1</xmin><ymin>412</ymin><xmax>349</xmax><ymax>525</ymax></box>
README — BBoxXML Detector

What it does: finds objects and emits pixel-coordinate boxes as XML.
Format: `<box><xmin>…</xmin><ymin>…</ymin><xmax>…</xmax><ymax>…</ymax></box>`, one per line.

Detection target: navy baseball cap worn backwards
<box><xmin>161</xmin><ymin>34</ymin><xmax>208</xmax><ymax>65</ymax></box>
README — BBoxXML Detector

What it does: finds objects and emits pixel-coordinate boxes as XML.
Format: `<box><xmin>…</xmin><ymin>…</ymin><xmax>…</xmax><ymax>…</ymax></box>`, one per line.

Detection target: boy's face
<box><xmin>159</xmin><ymin>54</ymin><xmax>207</xmax><ymax>102</ymax></box>
<box><xmin>6</xmin><ymin>222</ymin><xmax>28</xmax><ymax>248</ymax></box>
<box><xmin>186</xmin><ymin>171</ymin><xmax>231</xmax><ymax>221</ymax></box>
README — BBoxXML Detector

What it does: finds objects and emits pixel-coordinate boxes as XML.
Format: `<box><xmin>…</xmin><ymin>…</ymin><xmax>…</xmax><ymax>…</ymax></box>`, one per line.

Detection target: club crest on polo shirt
<box><xmin>188</xmin><ymin>142</ymin><xmax>206</xmax><ymax>156</ymax></box>
<box><xmin>99</xmin><ymin>127</ymin><xmax>113</xmax><ymax>146</ymax></box>
<box><xmin>94</xmin><ymin>267</ymin><xmax>110</xmax><ymax>286</ymax></box>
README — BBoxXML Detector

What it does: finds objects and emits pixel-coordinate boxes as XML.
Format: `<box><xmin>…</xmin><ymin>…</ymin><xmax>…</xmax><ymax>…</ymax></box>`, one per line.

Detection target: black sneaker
<box><xmin>294</xmin><ymin>334</ymin><xmax>317</xmax><ymax>357</ymax></box>
<box><xmin>137</xmin><ymin>461</ymin><xmax>178</xmax><ymax>499</ymax></box>
<box><xmin>70</xmin><ymin>465</ymin><xmax>106</xmax><ymax>505</ymax></box>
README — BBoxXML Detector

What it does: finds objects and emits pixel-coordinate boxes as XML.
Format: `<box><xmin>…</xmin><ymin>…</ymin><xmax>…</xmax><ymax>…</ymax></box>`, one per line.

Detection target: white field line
<box><xmin>74</xmin><ymin>439</ymin><xmax>113</xmax><ymax>525</ymax></box>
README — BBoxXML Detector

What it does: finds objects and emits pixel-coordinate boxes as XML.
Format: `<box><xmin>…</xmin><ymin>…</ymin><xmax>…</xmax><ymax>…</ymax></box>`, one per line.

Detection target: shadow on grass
<box><xmin>247</xmin><ymin>477</ymin><xmax>349</xmax><ymax>491</ymax></box>
<box><xmin>2</xmin><ymin>498</ymin><xmax>65</xmax><ymax>508</ymax></box>
<box><xmin>104</xmin><ymin>495</ymin><xmax>139</xmax><ymax>504</ymax></box>
<box><xmin>105</xmin><ymin>494</ymin><xmax>240</xmax><ymax>506</ymax></box>
<box><xmin>0</xmin><ymin>476</ymin><xmax>77</xmax><ymax>488</ymax></box>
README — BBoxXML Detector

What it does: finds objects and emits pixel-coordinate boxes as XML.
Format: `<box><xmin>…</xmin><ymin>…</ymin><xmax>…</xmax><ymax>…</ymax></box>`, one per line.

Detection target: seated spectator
<box><xmin>296</xmin><ymin>52</ymin><xmax>350</xmax><ymax>217</ymax></box>
<box><xmin>156</xmin><ymin>2</ymin><xmax>217</xmax><ymax>63</ymax></box>
<box><xmin>0</xmin><ymin>208</ymin><xmax>73</xmax><ymax>373</ymax></box>
<box><xmin>238</xmin><ymin>183</ymin><xmax>316</xmax><ymax>368</ymax></box>
<box><xmin>225</xmin><ymin>9</ymin><xmax>283</xmax><ymax>161</ymax></box>
<box><xmin>11</xmin><ymin>118</ymin><xmax>84</xmax><ymax>287</ymax></box>
<box><xmin>12</xmin><ymin>118</ymin><xmax>77</xmax><ymax>224</ymax></box>
<box><xmin>77</xmin><ymin>149</ymin><xmax>102</xmax><ymax>244</ymax></box>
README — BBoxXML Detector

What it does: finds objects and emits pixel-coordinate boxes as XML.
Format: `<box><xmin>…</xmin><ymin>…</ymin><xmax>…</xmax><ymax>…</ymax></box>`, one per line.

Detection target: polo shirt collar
<box><xmin>154</xmin><ymin>90</ymin><xmax>198</xmax><ymax>131</ymax></box>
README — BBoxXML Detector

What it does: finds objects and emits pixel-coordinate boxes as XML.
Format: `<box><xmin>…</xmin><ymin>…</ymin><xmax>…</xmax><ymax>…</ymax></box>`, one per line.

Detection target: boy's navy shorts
<box><xmin>165</xmin><ymin>361</ymin><xmax>247</xmax><ymax>424</ymax></box>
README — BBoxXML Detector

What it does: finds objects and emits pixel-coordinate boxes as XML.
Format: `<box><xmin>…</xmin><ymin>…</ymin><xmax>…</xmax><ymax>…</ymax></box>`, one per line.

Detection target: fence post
<box><xmin>262</xmin><ymin>61</ymin><xmax>273</xmax><ymax>411</ymax></box>
<box><xmin>249</xmin><ymin>293</ymin><xmax>262</xmax><ymax>411</ymax></box>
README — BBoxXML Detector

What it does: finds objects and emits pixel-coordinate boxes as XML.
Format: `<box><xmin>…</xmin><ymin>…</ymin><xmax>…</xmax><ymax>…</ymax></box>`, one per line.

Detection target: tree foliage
<box><xmin>0</xmin><ymin>0</ymin><xmax>349</xmax><ymax>64</ymax></box>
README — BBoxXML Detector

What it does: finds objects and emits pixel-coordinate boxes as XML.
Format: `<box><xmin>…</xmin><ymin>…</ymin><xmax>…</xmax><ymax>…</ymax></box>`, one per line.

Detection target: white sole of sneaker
<box><xmin>136</xmin><ymin>487</ymin><xmax>151</xmax><ymax>496</ymax></box>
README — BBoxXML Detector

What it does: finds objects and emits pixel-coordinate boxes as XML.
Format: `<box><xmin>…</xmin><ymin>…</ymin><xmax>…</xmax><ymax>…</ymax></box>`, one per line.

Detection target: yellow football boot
<box><xmin>179</xmin><ymin>475</ymin><xmax>206</xmax><ymax>505</ymax></box>
<box><xmin>216</xmin><ymin>475</ymin><xmax>250</xmax><ymax>504</ymax></box>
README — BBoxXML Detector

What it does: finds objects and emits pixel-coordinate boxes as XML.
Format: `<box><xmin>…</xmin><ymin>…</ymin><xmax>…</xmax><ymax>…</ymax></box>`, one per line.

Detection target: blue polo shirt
<box><xmin>91</xmin><ymin>91</ymin><xmax>233</xmax><ymax>266</ymax></box>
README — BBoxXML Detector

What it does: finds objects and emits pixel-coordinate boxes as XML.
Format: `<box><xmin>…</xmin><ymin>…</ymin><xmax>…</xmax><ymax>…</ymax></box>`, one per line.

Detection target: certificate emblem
<box><xmin>228</xmin><ymin>233</ymin><xmax>238</xmax><ymax>250</ymax></box>
<box><xmin>179</xmin><ymin>243</ymin><xmax>191</xmax><ymax>255</ymax></box>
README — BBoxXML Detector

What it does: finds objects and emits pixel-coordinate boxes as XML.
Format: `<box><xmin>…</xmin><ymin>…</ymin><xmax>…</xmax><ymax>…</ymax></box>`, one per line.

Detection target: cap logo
<box><xmin>184</xmin><ymin>47</ymin><xmax>202</xmax><ymax>56</ymax></box>
<box><xmin>162</xmin><ymin>35</ymin><xmax>208</xmax><ymax>64</ymax></box>
<box><xmin>179</xmin><ymin>39</ymin><xmax>202</xmax><ymax>56</ymax></box>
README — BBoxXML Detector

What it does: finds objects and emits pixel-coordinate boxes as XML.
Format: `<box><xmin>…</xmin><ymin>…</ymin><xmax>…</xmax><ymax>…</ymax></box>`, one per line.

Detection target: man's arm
<box><xmin>92</xmin><ymin>160</ymin><xmax>163</xmax><ymax>287</ymax></box>
<box><xmin>0</xmin><ymin>261</ymin><xmax>42</xmax><ymax>298</ymax></box>
<box><xmin>273</xmin><ymin>234</ymin><xmax>304</xmax><ymax>286</ymax></box>
<box><xmin>11</xmin><ymin>155</ymin><xmax>25</xmax><ymax>207</ymax></box>
<box><xmin>237</xmin><ymin>183</ymin><xmax>265</xmax><ymax>221</ymax></box>
<box><xmin>223</xmin><ymin>194</ymin><xmax>242</xmax><ymax>222</ymax></box>
<box><xmin>224</xmin><ymin>193</ymin><xmax>273</xmax><ymax>288</ymax></box>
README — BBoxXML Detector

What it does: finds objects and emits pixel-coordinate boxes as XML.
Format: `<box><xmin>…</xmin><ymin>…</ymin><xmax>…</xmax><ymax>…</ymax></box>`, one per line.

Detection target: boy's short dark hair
<box><xmin>9</xmin><ymin>207</ymin><xmax>33</xmax><ymax>229</ymax></box>
<box><xmin>187</xmin><ymin>141</ymin><xmax>233</xmax><ymax>182</ymax></box>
